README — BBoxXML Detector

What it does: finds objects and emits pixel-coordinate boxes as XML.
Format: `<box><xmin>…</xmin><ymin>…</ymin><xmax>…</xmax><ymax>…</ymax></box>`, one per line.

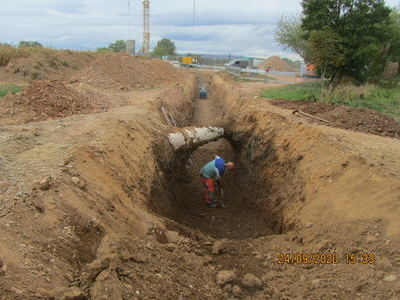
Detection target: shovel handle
<box><xmin>219</xmin><ymin>187</ymin><xmax>228</xmax><ymax>208</ymax></box>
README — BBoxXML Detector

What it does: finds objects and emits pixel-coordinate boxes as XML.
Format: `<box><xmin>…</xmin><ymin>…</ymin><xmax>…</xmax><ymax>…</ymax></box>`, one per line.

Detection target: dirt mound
<box><xmin>2</xmin><ymin>64</ymin><xmax>400</xmax><ymax>300</ymax></box>
<box><xmin>76</xmin><ymin>53</ymin><xmax>185</xmax><ymax>91</ymax></box>
<box><xmin>22</xmin><ymin>81</ymin><xmax>96</xmax><ymax>117</ymax></box>
<box><xmin>3</xmin><ymin>49</ymin><xmax>97</xmax><ymax>81</ymax></box>
<box><xmin>0</xmin><ymin>80</ymin><xmax>113</xmax><ymax>125</ymax></box>
<box><xmin>258</xmin><ymin>56</ymin><xmax>297</xmax><ymax>72</ymax></box>
<box><xmin>0</xmin><ymin>53</ymin><xmax>190</xmax><ymax>126</ymax></box>
<box><xmin>270</xmin><ymin>99</ymin><xmax>400</xmax><ymax>138</ymax></box>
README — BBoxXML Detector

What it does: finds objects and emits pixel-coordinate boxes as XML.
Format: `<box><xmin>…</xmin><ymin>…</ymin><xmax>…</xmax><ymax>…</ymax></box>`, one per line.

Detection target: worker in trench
<box><xmin>200</xmin><ymin>155</ymin><xmax>235</xmax><ymax>208</ymax></box>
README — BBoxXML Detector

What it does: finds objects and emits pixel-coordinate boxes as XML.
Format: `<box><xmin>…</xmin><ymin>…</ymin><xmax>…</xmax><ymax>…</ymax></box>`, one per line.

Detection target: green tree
<box><xmin>96</xmin><ymin>47</ymin><xmax>111</xmax><ymax>53</ymax></box>
<box><xmin>301</xmin><ymin>0</ymin><xmax>392</xmax><ymax>84</ymax></box>
<box><xmin>152</xmin><ymin>38</ymin><xmax>176</xmax><ymax>57</ymax></box>
<box><xmin>381</xmin><ymin>9</ymin><xmax>400</xmax><ymax>71</ymax></box>
<box><xmin>18</xmin><ymin>41</ymin><xmax>43</xmax><ymax>48</ymax></box>
<box><xmin>282</xmin><ymin>58</ymin><xmax>302</xmax><ymax>70</ymax></box>
<box><xmin>306</xmin><ymin>28</ymin><xmax>345</xmax><ymax>81</ymax></box>
<box><xmin>385</xmin><ymin>10</ymin><xmax>400</xmax><ymax>58</ymax></box>
<box><xmin>108</xmin><ymin>40</ymin><xmax>126</xmax><ymax>52</ymax></box>
<box><xmin>275</xmin><ymin>16</ymin><xmax>308</xmax><ymax>60</ymax></box>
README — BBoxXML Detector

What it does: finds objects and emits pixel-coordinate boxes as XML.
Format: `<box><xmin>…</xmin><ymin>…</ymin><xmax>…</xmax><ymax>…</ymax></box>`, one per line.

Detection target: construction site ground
<box><xmin>0</xmin><ymin>52</ymin><xmax>399</xmax><ymax>300</ymax></box>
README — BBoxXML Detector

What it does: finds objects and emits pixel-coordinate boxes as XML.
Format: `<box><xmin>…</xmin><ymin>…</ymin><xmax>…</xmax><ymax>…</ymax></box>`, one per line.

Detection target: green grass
<box><xmin>358</xmin><ymin>88</ymin><xmax>400</xmax><ymax>122</ymax></box>
<box><xmin>261</xmin><ymin>82</ymin><xmax>322</xmax><ymax>101</ymax></box>
<box><xmin>0</xmin><ymin>85</ymin><xmax>23</xmax><ymax>98</ymax></box>
<box><xmin>261</xmin><ymin>82</ymin><xmax>400</xmax><ymax>122</ymax></box>
<box><xmin>234</xmin><ymin>75</ymin><xmax>277</xmax><ymax>82</ymax></box>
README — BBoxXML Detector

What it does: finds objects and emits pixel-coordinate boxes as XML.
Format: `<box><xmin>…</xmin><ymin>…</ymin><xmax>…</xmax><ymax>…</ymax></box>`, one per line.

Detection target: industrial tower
<box><xmin>142</xmin><ymin>0</ymin><xmax>150</xmax><ymax>55</ymax></box>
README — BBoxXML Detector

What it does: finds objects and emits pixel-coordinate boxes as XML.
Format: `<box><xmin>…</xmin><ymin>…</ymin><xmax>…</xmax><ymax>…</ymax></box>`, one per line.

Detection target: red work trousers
<box><xmin>201</xmin><ymin>177</ymin><xmax>215</xmax><ymax>204</ymax></box>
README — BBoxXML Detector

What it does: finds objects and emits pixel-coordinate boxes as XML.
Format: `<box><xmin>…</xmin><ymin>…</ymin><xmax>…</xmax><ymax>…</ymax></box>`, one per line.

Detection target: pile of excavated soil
<box><xmin>75</xmin><ymin>53</ymin><xmax>185</xmax><ymax>91</ymax></box>
<box><xmin>0</xmin><ymin>80</ymin><xmax>119</xmax><ymax>125</ymax></box>
<box><xmin>3</xmin><ymin>50</ymin><xmax>97</xmax><ymax>81</ymax></box>
<box><xmin>22</xmin><ymin>81</ymin><xmax>95</xmax><ymax>117</ymax></box>
<box><xmin>0</xmin><ymin>53</ymin><xmax>190</xmax><ymax>126</ymax></box>
<box><xmin>258</xmin><ymin>56</ymin><xmax>297</xmax><ymax>72</ymax></box>
<box><xmin>270</xmin><ymin>99</ymin><xmax>400</xmax><ymax>138</ymax></box>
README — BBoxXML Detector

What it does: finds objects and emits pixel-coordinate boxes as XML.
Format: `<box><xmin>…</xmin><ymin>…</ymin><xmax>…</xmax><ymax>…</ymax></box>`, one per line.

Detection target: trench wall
<box><xmin>0</xmin><ymin>74</ymin><xmax>197</xmax><ymax>296</ymax></box>
<box><xmin>212</xmin><ymin>74</ymin><xmax>400</xmax><ymax>236</ymax></box>
<box><xmin>62</xmin><ymin>77</ymin><xmax>197</xmax><ymax>239</ymax></box>
<box><xmin>48</xmin><ymin>76</ymin><xmax>198</xmax><ymax>294</ymax></box>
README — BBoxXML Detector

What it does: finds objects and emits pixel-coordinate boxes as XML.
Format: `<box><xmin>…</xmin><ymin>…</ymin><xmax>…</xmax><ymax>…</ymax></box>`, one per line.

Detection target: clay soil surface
<box><xmin>270</xmin><ymin>99</ymin><xmax>400</xmax><ymax>139</ymax></box>
<box><xmin>0</xmin><ymin>56</ymin><xmax>400</xmax><ymax>300</ymax></box>
<box><xmin>0</xmin><ymin>52</ymin><xmax>186</xmax><ymax>126</ymax></box>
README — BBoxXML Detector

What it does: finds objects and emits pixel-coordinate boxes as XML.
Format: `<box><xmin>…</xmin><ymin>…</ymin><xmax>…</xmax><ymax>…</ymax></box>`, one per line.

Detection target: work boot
<box><xmin>208</xmin><ymin>201</ymin><xmax>217</xmax><ymax>208</ymax></box>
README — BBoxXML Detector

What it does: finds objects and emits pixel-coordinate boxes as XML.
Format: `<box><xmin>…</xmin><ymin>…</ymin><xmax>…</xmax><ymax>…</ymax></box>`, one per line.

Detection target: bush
<box><xmin>0</xmin><ymin>44</ymin><xmax>41</xmax><ymax>67</ymax></box>
<box><xmin>319</xmin><ymin>84</ymin><xmax>374</xmax><ymax>105</ymax></box>
<box><xmin>61</xmin><ymin>60</ymin><xmax>70</xmax><ymax>67</ymax></box>
<box><xmin>96</xmin><ymin>47</ymin><xmax>111</xmax><ymax>53</ymax></box>
<box><xmin>0</xmin><ymin>85</ymin><xmax>23</xmax><ymax>98</ymax></box>
<box><xmin>18</xmin><ymin>41</ymin><xmax>43</xmax><ymax>48</ymax></box>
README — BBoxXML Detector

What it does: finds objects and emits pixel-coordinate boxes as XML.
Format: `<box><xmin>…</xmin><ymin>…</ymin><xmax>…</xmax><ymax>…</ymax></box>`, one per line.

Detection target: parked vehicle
<box><xmin>225</xmin><ymin>59</ymin><xmax>252</xmax><ymax>69</ymax></box>
<box><xmin>181</xmin><ymin>56</ymin><xmax>197</xmax><ymax>64</ymax></box>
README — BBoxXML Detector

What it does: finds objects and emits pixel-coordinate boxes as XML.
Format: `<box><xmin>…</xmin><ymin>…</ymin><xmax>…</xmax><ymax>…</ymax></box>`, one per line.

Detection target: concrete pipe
<box><xmin>168</xmin><ymin>126</ymin><xmax>225</xmax><ymax>152</ymax></box>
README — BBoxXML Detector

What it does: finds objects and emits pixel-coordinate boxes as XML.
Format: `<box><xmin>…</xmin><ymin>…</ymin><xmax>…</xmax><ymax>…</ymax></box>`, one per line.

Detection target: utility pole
<box><xmin>193</xmin><ymin>0</ymin><xmax>196</xmax><ymax>25</ymax></box>
<box><xmin>142</xmin><ymin>0</ymin><xmax>150</xmax><ymax>55</ymax></box>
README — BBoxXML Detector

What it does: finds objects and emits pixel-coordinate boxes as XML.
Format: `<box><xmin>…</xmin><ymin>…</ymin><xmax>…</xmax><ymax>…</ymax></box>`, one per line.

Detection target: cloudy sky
<box><xmin>1</xmin><ymin>0</ymin><xmax>399</xmax><ymax>59</ymax></box>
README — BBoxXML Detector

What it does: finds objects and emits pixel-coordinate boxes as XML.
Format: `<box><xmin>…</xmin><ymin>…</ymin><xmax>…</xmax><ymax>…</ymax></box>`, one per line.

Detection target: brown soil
<box><xmin>75</xmin><ymin>53</ymin><xmax>186</xmax><ymax>91</ymax></box>
<box><xmin>257</xmin><ymin>56</ymin><xmax>298</xmax><ymax>72</ymax></box>
<box><xmin>3</xmin><ymin>49</ymin><xmax>97</xmax><ymax>81</ymax></box>
<box><xmin>0</xmin><ymin>81</ymin><xmax>99</xmax><ymax>125</ymax></box>
<box><xmin>0</xmin><ymin>53</ymin><xmax>187</xmax><ymax>126</ymax></box>
<box><xmin>269</xmin><ymin>99</ymin><xmax>400</xmax><ymax>139</ymax></box>
<box><xmin>163</xmin><ymin>75</ymin><xmax>272</xmax><ymax>240</ymax></box>
<box><xmin>0</xmin><ymin>54</ymin><xmax>400</xmax><ymax>300</ymax></box>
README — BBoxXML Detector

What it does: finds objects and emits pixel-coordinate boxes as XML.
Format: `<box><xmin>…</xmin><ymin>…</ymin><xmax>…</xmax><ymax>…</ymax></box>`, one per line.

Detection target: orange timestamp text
<box><xmin>277</xmin><ymin>253</ymin><xmax>376</xmax><ymax>265</ymax></box>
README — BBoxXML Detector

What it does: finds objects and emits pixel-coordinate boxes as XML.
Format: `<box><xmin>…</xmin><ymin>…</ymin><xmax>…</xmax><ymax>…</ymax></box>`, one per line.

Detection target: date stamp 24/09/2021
<box><xmin>277</xmin><ymin>253</ymin><xmax>376</xmax><ymax>265</ymax></box>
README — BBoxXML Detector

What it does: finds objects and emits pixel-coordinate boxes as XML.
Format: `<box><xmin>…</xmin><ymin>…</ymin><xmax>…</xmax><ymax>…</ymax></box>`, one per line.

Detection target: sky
<box><xmin>1</xmin><ymin>0</ymin><xmax>399</xmax><ymax>59</ymax></box>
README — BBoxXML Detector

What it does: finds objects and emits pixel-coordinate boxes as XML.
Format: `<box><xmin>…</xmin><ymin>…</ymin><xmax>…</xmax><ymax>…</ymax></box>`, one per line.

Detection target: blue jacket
<box><xmin>200</xmin><ymin>156</ymin><xmax>225</xmax><ymax>180</ymax></box>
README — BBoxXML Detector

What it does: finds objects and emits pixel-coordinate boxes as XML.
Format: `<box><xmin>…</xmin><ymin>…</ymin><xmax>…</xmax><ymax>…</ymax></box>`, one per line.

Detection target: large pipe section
<box><xmin>168</xmin><ymin>127</ymin><xmax>224</xmax><ymax>152</ymax></box>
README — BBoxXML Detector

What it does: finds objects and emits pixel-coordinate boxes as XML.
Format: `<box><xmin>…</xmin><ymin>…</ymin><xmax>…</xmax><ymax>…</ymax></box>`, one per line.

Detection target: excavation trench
<box><xmin>149</xmin><ymin>77</ymin><xmax>302</xmax><ymax>240</ymax></box>
<box><xmin>3</xmin><ymin>59</ymin><xmax>400</xmax><ymax>300</ymax></box>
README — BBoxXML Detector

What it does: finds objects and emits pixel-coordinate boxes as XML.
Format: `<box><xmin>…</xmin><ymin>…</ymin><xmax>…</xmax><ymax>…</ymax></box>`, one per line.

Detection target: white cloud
<box><xmin>0</xmin><ymin>0</ymin><xmax>398</xmax><ymax>59</ymax></box>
